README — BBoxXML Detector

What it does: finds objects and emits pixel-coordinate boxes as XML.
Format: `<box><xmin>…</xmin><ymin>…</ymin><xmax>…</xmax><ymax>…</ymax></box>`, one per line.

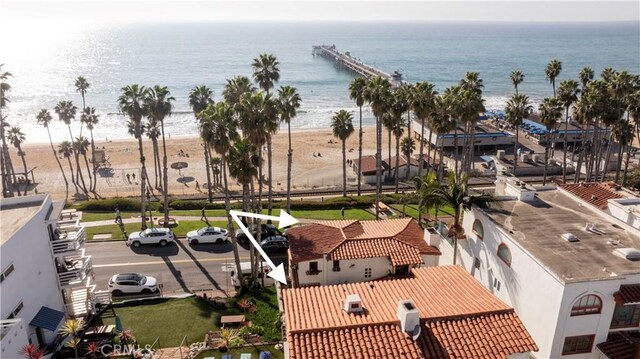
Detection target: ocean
<box><xmin>2</xmin><ymin>21</ymin><xmax>639</xmax><ymax>143</ymax></box>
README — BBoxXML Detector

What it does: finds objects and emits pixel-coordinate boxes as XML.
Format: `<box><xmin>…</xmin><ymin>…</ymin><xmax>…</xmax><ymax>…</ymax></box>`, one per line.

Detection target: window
<box><xmin>571</xmin><ymin>295</ymin><xmax>602</xmax><ymax>316</ymax></box>
<box><xmin>0</xmin><ymin>263</ymin><xmax>15</xmax><ymax>283</ymax></box>
<box><xmin>364</xmin><ymin>268</ymin><xmax>372</xmax><ymax>278</ymax></box>
<box><xmin>306</xmin><ymin>261</ymin><xmax>320</xmax><ymax>276</ymax></box>
<box><xmin>562</xmin><ymin>335</ymin><xmax>594</xmax><ymax>355</ymax></box>
<box><xmin>472</xmin><ymin>219</ymin><xmax>484</xmax><ymax>240</ymax></box>
<box><xmin>610</xmin><ymin>304</ymin><xmax>640</xmax><ymax>328</ymax></box>
<box><xmin>332</xmin><ymin>260</ymin><xmax>340</xmax><ymax>272</ymax></box>
<box><xmin>6</xmin><ymin>301</ymin><xmax>23</xmax><ymax>320</ymax></box>
<box><xmin>497</xmin><ymin>243</ymin><xmax>512</xmax><ymax>266</ymax></box>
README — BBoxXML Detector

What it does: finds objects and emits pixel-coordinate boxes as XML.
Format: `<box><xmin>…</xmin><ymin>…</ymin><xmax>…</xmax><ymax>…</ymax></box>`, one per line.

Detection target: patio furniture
<box><xmin>240</xmin><ymin>354</ymin><xmax>251</xmax><ymax>359</ymax></box>
<box><xmin>220</xmin><ymin>315</ymin><xmax>245</xmax><ymax>327</ymax></box>
<box><xmin>221</xmin><ymin>355</ymin><xmax>232</xmax><ymax>359</ymax></box>
<box><xmin>84</xmin><ymin>325</ymin><xmax>115</xmax><ymax>338</ymax></box>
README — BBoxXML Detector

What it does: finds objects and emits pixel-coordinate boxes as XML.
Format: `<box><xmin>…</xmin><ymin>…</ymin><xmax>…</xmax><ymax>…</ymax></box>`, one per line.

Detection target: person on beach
<box><xmin>115</xmin><ymin>207</ymin><xmax>122</xmax><ymax>225</ymax></box>
<box><xmin>126</xmin><ymin>173</ymin><xmax>131</xmax><ymax>183</ymax></box>
<box><xmin>195</xmin><ymin>180</ymin><xmax>200</xmax><ymax>191</ymax></box>
<box><xmin>341</xmin><ymin>207</ymin><xmax>345</xmax><ymax>220</ymax></box>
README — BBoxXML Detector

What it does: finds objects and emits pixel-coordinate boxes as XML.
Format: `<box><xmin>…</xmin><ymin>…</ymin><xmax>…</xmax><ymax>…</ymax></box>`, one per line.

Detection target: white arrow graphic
<box><xmin>228</xmin><ymin>210</ymin><xmax>299</xmax><ymax>285</ymax></box>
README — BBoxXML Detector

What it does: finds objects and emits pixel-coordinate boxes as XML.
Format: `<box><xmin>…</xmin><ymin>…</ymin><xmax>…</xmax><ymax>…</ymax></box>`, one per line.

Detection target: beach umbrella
<box><xmin>170</xmin><ymin>161</ymin><xmax>188</xmax><ymax>176</ymax></box>
<box><xmin>115</xmin><ymin>315</ymin><xmax>123</xmax><ymax>333</ymax></box>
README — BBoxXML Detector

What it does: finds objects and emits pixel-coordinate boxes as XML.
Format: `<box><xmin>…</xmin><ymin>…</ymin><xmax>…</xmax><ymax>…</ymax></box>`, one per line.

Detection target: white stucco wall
<box><xmin>1</xmin><ymin>195</ymin><xmax>65</xmax><ymax>350</ymax></box>
<box><xmin>296</xmin><ymin>257</ymin><xmax>392</xmax><ymax>286</ymax></box>
<box><xmin>1</xmin><ymin>319</ymin><xmax>29</xmax><ymax>359</ymax></box>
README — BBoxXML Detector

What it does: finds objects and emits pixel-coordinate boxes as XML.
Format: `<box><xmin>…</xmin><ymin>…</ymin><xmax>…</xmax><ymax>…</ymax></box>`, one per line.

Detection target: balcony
<box><xmin>51</xmin><ymin>226</ymin><xmax>86</xmax><ymax>255</ymax></box>
<box><xmin>0</xmin><ymin>319</ymin><xmax>23</xmax><ymax>341</ymax></box>
<box><xmin>56</xmin><ymin>251</ymin><xmax>93</xmax><ymax>288</ymax></box>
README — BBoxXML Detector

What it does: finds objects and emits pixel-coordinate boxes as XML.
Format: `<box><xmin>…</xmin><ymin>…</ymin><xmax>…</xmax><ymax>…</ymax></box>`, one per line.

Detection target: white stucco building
<box><xmin>287</xmin><ymin>218</ymin><xmax>440</xmax><ymax>287</ymax></box>
<box><xmin>1</xmin><ymin>194</ymin><xmax>96</xmax><ymax>357</ymax></box>
<box><xmin>437</xmin><ymin>177</ymin><xmax>640</xmax><ymax>359</ymax></box>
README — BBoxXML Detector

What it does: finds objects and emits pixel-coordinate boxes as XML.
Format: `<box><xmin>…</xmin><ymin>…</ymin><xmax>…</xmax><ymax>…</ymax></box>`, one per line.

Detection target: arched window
<box><xmin>497</xmin><ymin>243</ymin><xmax>512</xmax><ymax>266</ymax></box>
<box><xmin>571</xmin><ymin>295</ymin><xmax>602</xmax><ymax>316</ymax></box>
<box><xmin>472</xmin><ymin>219</ymin><xmax>484</xmax><ymax>240</ymax></box>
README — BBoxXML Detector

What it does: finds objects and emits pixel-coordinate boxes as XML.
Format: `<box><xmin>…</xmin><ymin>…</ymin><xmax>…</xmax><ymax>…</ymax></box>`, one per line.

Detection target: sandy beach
<box><xmin>8</xmin><ymin>125</ymin><xmax>395</xmax><ymax>201</ymax></box>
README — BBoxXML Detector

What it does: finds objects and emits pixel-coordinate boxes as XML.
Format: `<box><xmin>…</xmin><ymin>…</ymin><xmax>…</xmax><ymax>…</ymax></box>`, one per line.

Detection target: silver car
<box><xmin>127</xmin><ymin>228</ymin><xmax>175</xmax><ymax>247</ymax></box>
<box><xmin>108</xmin><ymin>273</ymin><xmax>158</xmax><ymax>296</ymax></box>
<box><xmin>186</xmin><ymin>227</ymin><xmax>228</xmax><ymax>245</ymax></box>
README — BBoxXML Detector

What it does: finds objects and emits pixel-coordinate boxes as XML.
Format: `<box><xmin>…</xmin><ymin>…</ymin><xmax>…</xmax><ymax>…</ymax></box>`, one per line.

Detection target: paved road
<box><xmin>86</xmin><ymin>238</ymin><xmax>287</xmax><ymax>297</ymax></box>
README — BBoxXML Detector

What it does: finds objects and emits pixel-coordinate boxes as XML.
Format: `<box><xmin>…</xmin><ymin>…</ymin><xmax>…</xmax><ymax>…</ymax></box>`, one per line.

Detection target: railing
<box><xmin>58</xmin><ymin>255</ymin><xmax>93</xmax><ymax>287</ymax></box>
<box><xmin>51</xmin><ymin>227</ymin><xmax>86</xmax><ymax>254</ymax></box>
<box><xmin>0</xmin><ymin>318</ymin><xmax>23</xmax><ymax>341</ymax></box>
<box><xmin>93</xmin><ymin>290</ymin><xmax>112</xmax><ymax>306</ymax></box>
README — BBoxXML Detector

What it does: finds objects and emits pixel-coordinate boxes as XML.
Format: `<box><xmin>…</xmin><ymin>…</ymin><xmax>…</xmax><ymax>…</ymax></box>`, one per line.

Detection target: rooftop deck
<box><xmin>482</xmin><ymin>189</ymin><xmax>640</xmax><ymax>283</ymax></box>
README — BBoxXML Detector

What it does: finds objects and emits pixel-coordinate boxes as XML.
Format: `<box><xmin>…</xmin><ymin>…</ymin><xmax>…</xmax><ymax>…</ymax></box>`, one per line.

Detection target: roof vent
<box><xmin>397</xmin><ymin>299</ymin><xmax>420</xmax><ymax>339</ymax></box>
<box><xmin>343</xmin><ymin>294</ymin><xmax>364</xmax><ymax>314</ymax></box>
<box><xmin>613</xmin><ymin>248</ymin><xmax>640</xmax><ymax>261</ymax></box>
<box><xmin>562</xmin><ymin>233</ymin><xmax>579</xmax><ymax>242</ymax></box>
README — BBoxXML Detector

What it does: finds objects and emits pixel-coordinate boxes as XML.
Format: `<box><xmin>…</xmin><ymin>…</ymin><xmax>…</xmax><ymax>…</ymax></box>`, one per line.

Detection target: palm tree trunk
<box><xmin>66</xmin><ymin>156</ymin><xmax>76</xmax><ymax>195</ymax></box>
<box><xmin>419</xmin><ymin>119</ymin><xmax>426</xmax><ymax>177</ymax></box>
<box><xmin>160</xmin><ymin>121</ymin><xmax>169</xmax><ymax>228</ymax></box>
<box><xmin>222</xmin><ymin>154</ymin><xmax>243</xmax><ymax>287</ymax></box>
<box><xmin>342</xmin><ymin>139</ymin><xmax>347</xmax><ymax>196</ymax></box>
<box><xmin>468</xmin><ymin>123</ymin><xmax>477</xmax><ymax>181</ymax></box>
<box><xmin>267</xmin><ymin>136</ymin><xmax>273</xmax><ymax>216</ymax></box>
<box><xmin>387</xmin><ymin>128</ymin><xmax>392</xmax><ymax>178</ymax></box>
<box><xmin>438</xmin><ymin>143</ymin><xmax>445</xmax><ymax>182</ymax></box>
<box><xmin>513</xmin><ymin>128</ymin><xmax>519</xmax><ymax>176</ymax></box>
<box><xmin>82</xmin><ymin>153</ymin><xmax>93</xmax><ymax>197</ymax></box>
<box><xmin>452</xmin><ymin>209</ymin><xmax>461</xmax><ymax>265</ymax></box>
<box><xmin>287</xmin><ymin>121</ymin><xmax>293</xmax><ymax>211</ymax></box>
<box><xmin>562</xmin><ymin>107</ymin><xmax>569</xmax><ymax>183</ymax></box>
<box><xmin>204</xmin><ymin>146</ymin><xmax>213</xmax><ymax>202</ymax></box>
<box><xmin>600</xmin><ymin>131</ymin><xmax>614</xmax><ymax>182</ymax></box>
<box><xmin>622</xmin><ymin>144</ymin><xmax>631</xmax><ymax>186</ymax></box>
<box><xmin>48</xmin><ymin>129</ymin><xmax>69</xmax><ymax>202</ymax></box>
<box><xmin>357</xmin><ymin>105</ymin><xmax>363</xmax><ymax>197</ymax></box>
<box><xmin>151</xmin><ymin>139</ymin><xmax>159</xmax><ymax>190</ymax></box>
<box><xmin>89</xmin><ymin>129</ymin><xmax>98</xmax><ymax>193</ymax></box>
<box><xmin>137</xmin><ymin>134</ymin><xmax>147</xmax><ymax>230</ymax></box>
<box><xmin>17</xmin><ymin>146</ymin><xmax>28</xmax><ymax>196</ymax></box>
<box><xmin>614</xmin><ymin>139</ymin><xmax>624</xmax><ymax>184</ymax></box>
<box><xmin>453</xmin><ymin>130</ymin><xmax>460</xmax><ymax>178</ymax></box>
<box><xmin>0</xmin><ymin>141</ymin><xmax>9</xmax><ymax>197</ymax></box>
<box><xmin>375</xmin><ymin>115</ymin><xmax>382</xmax><ymax>220</ymax></box>
<box><xmin>68</xmin><ymin>126</ymin><xmax>88</xmax><ymax>197</ymax></box>
<box><xmin>394</xmin><ymin>134</ymin><xmax>400</xmax><ymax>193</ymax></box>
<box><xmin>2</xmin><ymin>144</ymin><xmax>19</xmax><ymax>196</ymax></box>
<box><xmin>543</xmin><ymin>134</ymin><xmax>549</xmax><ymax>185</ymax></box>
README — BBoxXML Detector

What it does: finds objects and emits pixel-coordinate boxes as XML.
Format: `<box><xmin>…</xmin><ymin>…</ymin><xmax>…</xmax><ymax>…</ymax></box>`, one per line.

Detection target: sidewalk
<box><xmin>82</xmin><ymin>215</ymin><xmax>317</xmax><ymax>228</ymax></box>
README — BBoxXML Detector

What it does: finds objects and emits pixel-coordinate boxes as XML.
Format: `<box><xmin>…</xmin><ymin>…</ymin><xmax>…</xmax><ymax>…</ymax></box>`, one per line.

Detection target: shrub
<box><xmin>77</xmin><ymin>199</ymin><xmax>160</xmax><ymax>212</ymax></box>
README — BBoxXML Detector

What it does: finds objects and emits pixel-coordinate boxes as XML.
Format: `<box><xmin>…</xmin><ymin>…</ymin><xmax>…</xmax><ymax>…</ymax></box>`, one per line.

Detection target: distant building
<box><xmin>385</xmin><ymin>154</ymin><xmax>429</xmax><ymax>179</ymax></box>
<box><xmin>352</xmin><ymin>155</ymin><xmax>388</xmax><ymax>185</ymax></box>
<box><xmin>1</xmin><ymin>194</ymin><xmax>98</xmax><ymax>357</ymax></box>
<box><xmin>436</xmin><ymin>176</ymin><xmax>640</xmax><ymax>358</ymax></box>
<box><xmin>281</xmin><ymin>266</ymin><xmax>538</xmax><ymax>358</ymax></box>
<box><xmin>287</xmin><ymin>218</ymin><xmax>440</xmax><ymax>287</ymax></box>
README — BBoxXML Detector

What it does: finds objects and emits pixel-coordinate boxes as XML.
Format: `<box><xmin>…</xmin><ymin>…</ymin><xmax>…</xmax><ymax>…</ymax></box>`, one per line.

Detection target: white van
<box><xmin>228</xmin><ymin>261</ymin><xmax>275</xmax><ymax>288</ymax></box>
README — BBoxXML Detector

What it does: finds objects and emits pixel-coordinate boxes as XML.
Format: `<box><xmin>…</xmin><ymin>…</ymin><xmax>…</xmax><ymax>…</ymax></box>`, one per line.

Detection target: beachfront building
<box><xmin>352</xmin><ymin>155</ymin><xmax>389</xmax><ymax>185</ymax></box>
<box><xmin>385</xmin><ymin>154</ymin><xmax>430</xmax><ymax>179</ymax></box>
<box><xmin>1</xmin><ymin>194</ymin><xmax>98</xmax><ymax>357</ymax></box>
<box><xmin>436</xmin><ymin>176</ymin><xmax>640</xmax><ymax>358</ymax></box>
<box><xmin>286</xmin><ymin>218</ymin><xmax>441</xmax><ymax>287</ymax></box>
<box><xmin>281</xmin><ymin>265</ymin><xmax>538</xmax><ymax>358</ymax></box>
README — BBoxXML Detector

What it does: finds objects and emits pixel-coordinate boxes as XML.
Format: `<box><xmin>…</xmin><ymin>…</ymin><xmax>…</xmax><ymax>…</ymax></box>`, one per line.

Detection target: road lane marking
<box><xmin>93</xmin><ymin>256</ymin><xmax>251</xmax><ymax>268</ymax></box>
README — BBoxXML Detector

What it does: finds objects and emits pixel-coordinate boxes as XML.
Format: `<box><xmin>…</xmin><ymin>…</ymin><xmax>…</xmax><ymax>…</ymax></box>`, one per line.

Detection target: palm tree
<box><xmin>348</xmin><ymin>77</ymin><xmax>367</xmax><ymax>196</ymax></box>
<box><xmin>363</xmin><ymin>76</ymin><xmax>392</xmax><ymax>220</ymax></box>
<box><xmin>145</xmin><ymin>85</ymin><xmax>174</xmax><ymax>227</ymax></box>
<box><xmin>75</xmin><ymin>135</ymin><xmax>93</xmax><ymax>194</ymax></box>
<box><xmin>414</xmin><ymin>171</ymin><xmax>440</xmax><ymax>226</ymax></box>
<box><xmin>118</xmin><ymin>84</ymin><xmax>149</xmax><ymax>230</ymax></box>
<box><xmin>276</xmin><ymin>86</ymin><xmax>301</xmax><ymax>212</ymax></box>
<box><xmin>37</xmin><ymin>109</ymin><xmax>69</xmax><ymax>201</ymax></box>
<box><xmin>411</xmin><ymin>81</ymin><xmax>437</xmax><ymax>177</ymax></box>
<box><xmin>557</xmin><ymin>80</ymin><xmax>580</xmax><ymax>183</ymax></box>
<box><xmin>7</xmin><ymin>127</ymin><xmax>28</xmax><ymax>195</ymax></box>
<box><xmin>624</xmin><ymin>90</ymin><xmax>640</xmax><ymax>185</ymax></box>
<box><xmin>80</xmin><ymin>107</ymin><xmax>100</xmax><ymax>193</ymax></box>
<box><xmin>505</xmin><ymin>94</ymin><xmax>533</xmax><ymax>176</ymax></box>
<box><xmin>430</xmin><ymin>96</ymin><xmax>456</xmax><ymax>181</ymax></box>
<box><xmin>545</xmin><ymin>59</ymin><xmax>563</xmax><ymax>97</ymax></box>
<box><xmin>416</xmin><ymin>171</ymin><xmax>493</xmax><ymax>265</ymax></box>
<box><xmin>144</xmin><ymin>120</ymin><xmax>161</xmax><ymax>189</ymax></box>
<box><xmin>202</xmin><ymin>101</ymin><xmax>243</xmax><ymax>284</ymax></box>
<box><xmin>612</xmin><ymin>120</ymin><xmax>634</xmax><ymax>184</ymax></box>
<box><xmin>579</xmin><ymin>67</ymin><xmax>595</xmax><ymax>92</ymax></box>
<box><xmin>603</xmin><ymin>71</ymin><xmax>634</xmax><ymax>182</ymax></box>
<box><xmin>223</xmin><ymin>76</ymin><xmax>255</xmax><ymax>106</ymax></box>
<box><xmin>442</xmin><ymin>86</ymin><xmax>463</xmax><ymax>177</ymax></box>
<box><xmin>457</xmin><ymin>87</ymin><xmax>485</xmax><ymax>176</ymax></box>
<box><xmin>382</xmin><ymin>111</ymin><xmax>395</xmax><ymax>178</ymax></box>
<box><xmin>331</xmin><ymin>110</ymin><xmax>355</xmax><ymax>196</ymax></box>
<box><xmin>0</xmin><ymin>64</ymin><xmax>15</xmax><ymax>197</ymax></box>
<box><xmin>75</xmin><ymin>76</ymin><xmax>90</xmax><ymax>137</ymax></box>
<box><xmin>391</xmin><ymin>115</ymin><xmax>405</xmax><ymax>193</ymax></box>
<box><xmin>252</xmin><ymin>53</ymin><xmax>280</xmax><ymax>216</ymax></box>
<box><xmin>58</xmin><ymin>141</ymin><xmax>75</xmax><ymax>194</ymax></box>
<box><xmin>510</xmin><ymin>70</ymin><xmax>525</xmax><ymax>95</ymax></box>
<box><xmin>538</xmin><ymin>97</ymin><xmax>563</xmax><ymax>185</ymax></box>
<box><xmin>401</xmin><ymin>137</ymin><xmax>416</xmax><ymax>179</ymax></box>
<box><xmin>189</xmin><ymin>85</ymin><xmax>214</xmax><ymax>203</ymax></box>
<box><xmin>55</xmin><ymin>100</ymin><xmax>88</xmax><ymax>196</ymax></box>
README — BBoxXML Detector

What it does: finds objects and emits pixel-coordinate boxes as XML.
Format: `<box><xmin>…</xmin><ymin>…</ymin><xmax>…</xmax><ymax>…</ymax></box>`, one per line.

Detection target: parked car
<box><xmin>186</xmin><ymin>227</ymin><xmax>228</xmax><ymax>245</ymax></box>
<box><xmin>236</xmin><ymin>223</ymin><xmax>278</xmax><ymax>244</ymax></box>
<box><xmin>228</xmin><ymin>261</ymin><xmax>275</xmax><ymax>288</ymax></box>
<box><xmin>260</xmin><ymin>235</ymin><xmax>289</xmax><ymax>252</ymax></box>
<box><xmin>127</xmin><ymin>228</ymin><xmax>175</xmax><ymax>247</ymax></box>
<box><xmin>108</xmin><ymin>273</ymin><xmax>158</xmax><ymax>296</ymax></box>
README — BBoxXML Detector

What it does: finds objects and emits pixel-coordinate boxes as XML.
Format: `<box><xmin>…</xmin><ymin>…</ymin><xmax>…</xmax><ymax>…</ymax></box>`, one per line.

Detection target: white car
<box><xmin>186</xmin><ymin>227</ymin><xmax>228</xmax><ymax>245</ymax></box>
<box><xmin>127</xmin><ymin>228</ymin><xmax>175</xmax><ymax>247</ymax></box>
<box><xmin>108</xmin><ymin>273</ymin><xmax>158</xmax><ymax>296</ymax></box>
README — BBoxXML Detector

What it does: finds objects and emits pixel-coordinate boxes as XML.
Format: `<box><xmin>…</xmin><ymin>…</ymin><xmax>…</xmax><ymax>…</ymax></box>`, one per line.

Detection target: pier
<box><xmin>313</xmin><ymin>45</ymin><xmax>403</xmax><ymax>87</ymax></box>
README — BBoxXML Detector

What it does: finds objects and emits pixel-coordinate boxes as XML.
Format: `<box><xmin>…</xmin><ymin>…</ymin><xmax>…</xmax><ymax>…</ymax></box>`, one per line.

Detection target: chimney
<box><xmin>424</xmin><ymin>227</ymin><xmax>440</xmax><ymax>247</ymax></box>
<box><xmin>343</xmin><ymin>294</ymin><xmax>363</xmax><ymax>314</ymax></box>
<box><xmin>397</xmin><ymin>300</ymin><xmax>420</xmax><ymax>334</ymax></box>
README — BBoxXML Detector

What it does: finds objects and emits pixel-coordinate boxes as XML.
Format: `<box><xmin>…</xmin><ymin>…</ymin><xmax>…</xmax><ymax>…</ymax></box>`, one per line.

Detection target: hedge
<box><xmin>76</xmin><ymin>199</ymin><xmax>161</xmax><ymax>212</ymax></box>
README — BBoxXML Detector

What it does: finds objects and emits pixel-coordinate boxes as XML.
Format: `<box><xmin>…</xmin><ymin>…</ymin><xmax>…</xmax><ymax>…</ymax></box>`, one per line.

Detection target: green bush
<box><xmin>76</xmin><ymin>199</ymin><xmax>160</xmax><ymax>212</ymax></box>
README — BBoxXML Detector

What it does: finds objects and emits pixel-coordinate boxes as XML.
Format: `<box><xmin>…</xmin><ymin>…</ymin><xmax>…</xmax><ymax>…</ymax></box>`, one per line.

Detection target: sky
<box><xmin>0</xmin><ymin>0</ymin><xmax>639</xmax><ymax>24</ymax></box>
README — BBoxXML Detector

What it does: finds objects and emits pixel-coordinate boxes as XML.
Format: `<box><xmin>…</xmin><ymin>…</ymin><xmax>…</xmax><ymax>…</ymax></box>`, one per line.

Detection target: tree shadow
<box><xmin>188</xmin><ymin>240</ymin><xmax>234</xmax><ymax>254</ymax></box>
<box><xmin>130</xmin><ymin>243</ymin><xmax>179</xmax><ymax>257</ymax></box>
<box><xmin>175</xmin><ymin>239</ymin><xmax>227</xmax><ymax>295</ymax></box>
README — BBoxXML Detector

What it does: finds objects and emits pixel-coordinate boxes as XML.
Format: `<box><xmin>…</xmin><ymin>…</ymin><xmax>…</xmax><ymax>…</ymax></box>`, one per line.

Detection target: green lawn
<box><xmin>195</xmin><ymin>345</ymin><xmax>284</xmax><ymax>359</ymax></box>
<box><xmin>86</xmin><ymin>221</ymin><xmax>230</xmax><ymax>241</ymax></box>
<box><xmin>81</xmin><ymin>210</ymin><xmax>229</xmax><ymax>222</ymax></box>
<box><xmin>98</xmin><ymin>287</ymin><xmax>281</xmax><ymax>347</ymax></box>
<box><xmin>282</xmin><ymin>208</ymin><xmax>374</xmax><ymax>220</ymax></box>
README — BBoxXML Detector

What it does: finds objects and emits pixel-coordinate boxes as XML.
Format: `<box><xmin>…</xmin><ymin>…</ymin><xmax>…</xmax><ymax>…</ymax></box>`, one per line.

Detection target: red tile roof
<box><xmin>614</xmin><ymin>284</ymin><xmax>640</xmax><ymax>305</ymax></box>
<box><xmin>287</xmin><ymin>218</ymin><xmax>440</xmax><ymax>265</ymax></box>
<box><xmin>355</xmin><ymin>155</ymin><xmax>389</xmax><ymax>175</ymax></box>
<box><xmin>559</xmin><ymin>182</ymin><xmax>624</xmax><ymax>209</ymax></box>
<box><xmin>596</xmin><ymin>332</ymin><xmax>640</xmax><ymax>359</ymax></box>
<box><xmin>283</xmin><ymin>266</ymin><xmax>537</xmax><ymax>359</ymax></box>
